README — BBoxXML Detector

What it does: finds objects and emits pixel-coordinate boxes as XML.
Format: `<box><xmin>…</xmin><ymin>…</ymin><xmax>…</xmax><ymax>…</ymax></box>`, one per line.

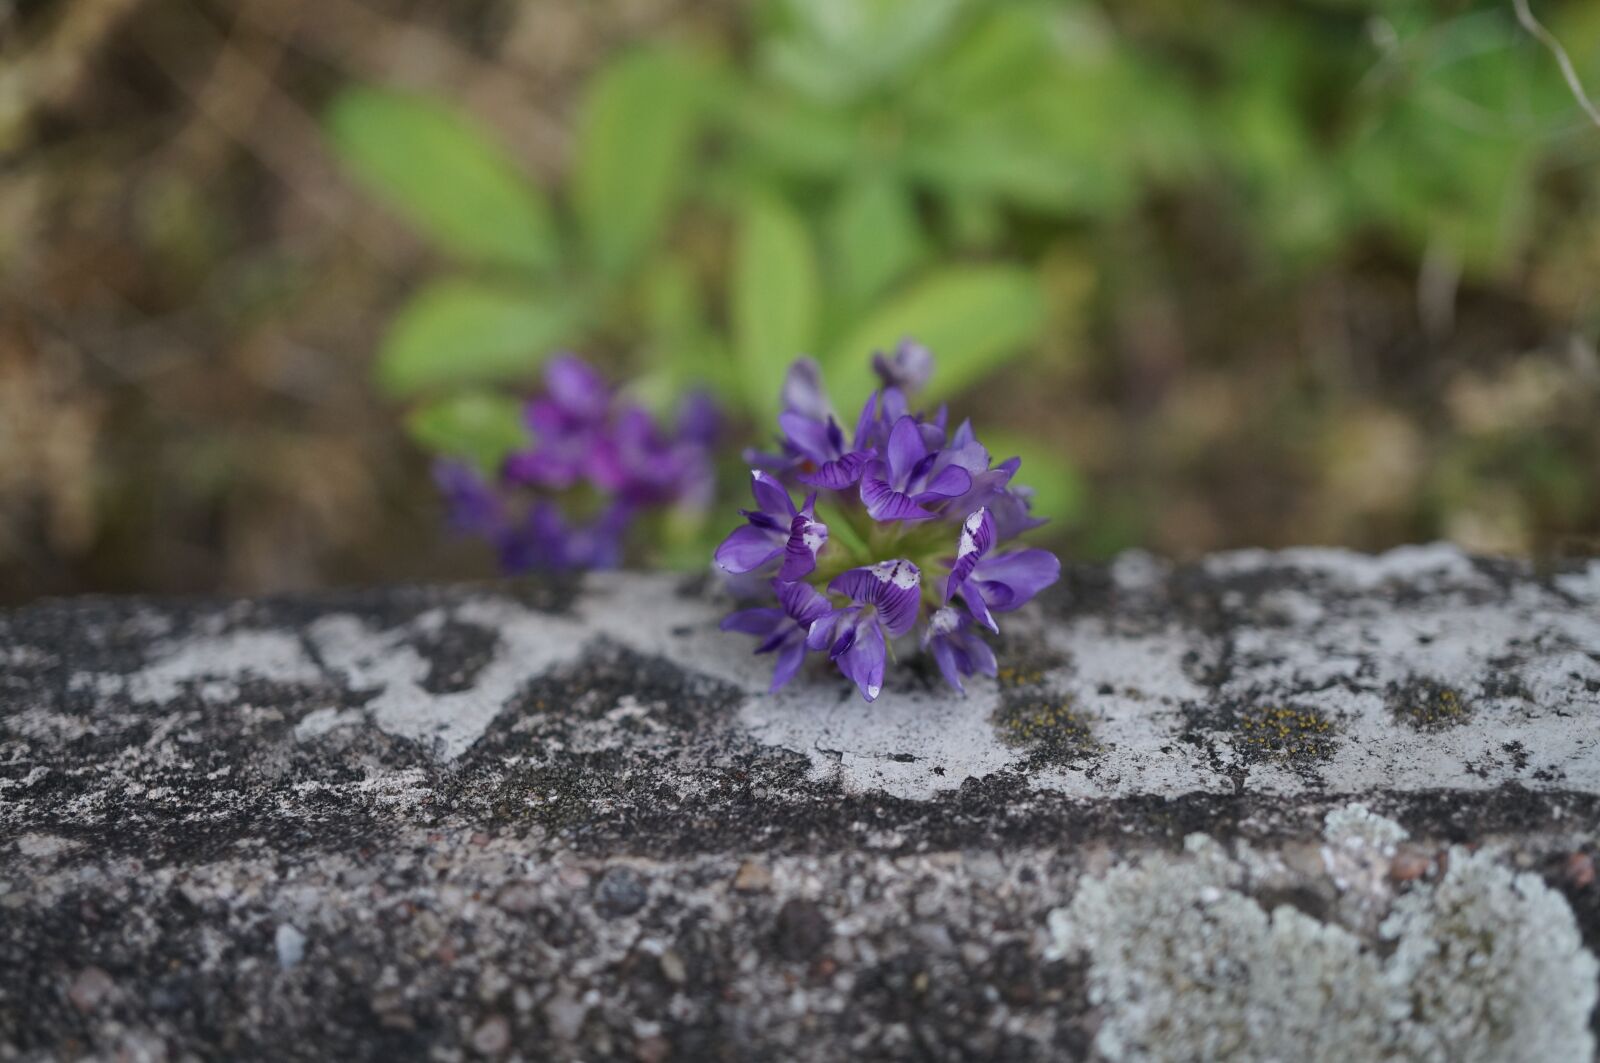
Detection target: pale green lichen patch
<box><xmin>1048</xmin><ymin>808</ymin><xmax>1598</xmax><ymax>1063</ymax></box>
<box><xmin>1388</xmin><ymin>679</ymin><xmax>1472</xmax><ymax>732</ymax></box>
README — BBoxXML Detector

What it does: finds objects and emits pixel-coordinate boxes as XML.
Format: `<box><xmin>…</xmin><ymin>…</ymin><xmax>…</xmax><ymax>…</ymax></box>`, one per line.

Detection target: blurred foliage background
<box><xmin>1</xmin><ymin>0</ymin><xmax>1598</xmax><ymax>603</ymax></box>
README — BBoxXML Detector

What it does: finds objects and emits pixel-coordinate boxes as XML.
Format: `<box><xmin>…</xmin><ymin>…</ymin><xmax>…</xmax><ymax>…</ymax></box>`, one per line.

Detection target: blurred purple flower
<box><xmin>872</xmin><ymin>339</ymin><xmax>934</xmax><ymax>395</ymax></box>
<box><xmin>434</xmin><ymin>356</ymin><xmax>719</xmax><ymax>573</ymax></box>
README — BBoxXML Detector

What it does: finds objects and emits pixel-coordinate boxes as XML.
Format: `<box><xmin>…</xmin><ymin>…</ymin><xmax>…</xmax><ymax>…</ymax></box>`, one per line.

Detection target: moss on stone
<box><xmin>1389</xmin><ymin>679</ymin><xmax>1472</xmax><ymax>732</ymax></box>
<box><xmin>1234</xmin><ymin>703</ymin><xmax>1337</xmax><ymax>763</ymax></box>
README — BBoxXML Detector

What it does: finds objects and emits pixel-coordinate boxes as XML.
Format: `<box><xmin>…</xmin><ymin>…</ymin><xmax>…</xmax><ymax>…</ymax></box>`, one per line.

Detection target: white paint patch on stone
<box><xmin>1033</xmin><ymin>620</ymin><xmax>1218</xmax><ymax>797</ymax></box>
<box><xmin>1204</xmin><ymin>541</ymin><xmax>1486</xmax><ymax>590</ymax></box>
<box><xmin>1202</xmin><ymin>578</ymin><xmax>1600</xmax><ymax>795</ymax></box>
<box><xmin>306</xmin><ymin>602</ymin><xmax>584</xmax><ymax>760</ymax></box>
<box><xmin>75</xmin><ymin>630</ymin><xmax>323</xmax><ymax>705</ymax></box>
<box><xmin>1554</xmin><ymin>559</ymin><xmax>1600</xmax><ymax>603</ymax></box>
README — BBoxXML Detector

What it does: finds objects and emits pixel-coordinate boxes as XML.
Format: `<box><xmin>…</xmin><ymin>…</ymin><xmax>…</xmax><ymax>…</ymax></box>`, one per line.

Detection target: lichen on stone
<box><xmin>1381</xmin><ymin>847</ymin><xmax>1599</xmax><ymax>1062</ymax></box>
<box><xmin>1048</xmin><ymin>807</ymin><xmax>1598</xmax><ymax>1062</ymax></box>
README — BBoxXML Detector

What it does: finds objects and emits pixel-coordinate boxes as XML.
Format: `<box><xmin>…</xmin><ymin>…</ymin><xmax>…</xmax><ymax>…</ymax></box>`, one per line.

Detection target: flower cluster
<box><xmin>437</xmin><ymin>356</ymin><xmax>717</xmax><ymax>571</ymax></box>
<box><xmin>716</xmin><ymin>342</ymin><xmax>1060</xmax><ymax>701</ymax></box>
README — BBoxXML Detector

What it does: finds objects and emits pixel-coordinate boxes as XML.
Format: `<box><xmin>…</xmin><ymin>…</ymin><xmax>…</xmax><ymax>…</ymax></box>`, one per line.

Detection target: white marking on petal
<box><xmin>871</xmin><ymin>559</ymin><xmax>921</xmax><ymax>590</ymax></box>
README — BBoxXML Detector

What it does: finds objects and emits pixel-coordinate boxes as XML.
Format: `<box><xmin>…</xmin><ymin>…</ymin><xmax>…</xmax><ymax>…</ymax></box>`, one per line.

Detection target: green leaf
<box><xmin>767</xmin><ymin>0</ymin><xmax>969</xmax><ymax>103</ymax></box>
<box><xmin>325</xmin><ymin>87</ymin><xmax>556</xmax><ymax>269</ymax></box>
<box><xmin>406</xmin><ymin>392</ymin><xmax>528</xmax><ymax>472</ymax></box>
<box><xmin>928</xmin><ymin>4</ymin><xmax>1057</xmax><ymax>109</ymax></box>
<box><xmin>827</xmin><ymin>172</ymin><xmax>926</xmax><ymax>315</ymax></box>
<box><xmin>983</xmin><ymin>432</ymin><xmax>1085</xmax><ymax>529</ymax></box>
<box><xmin>733</xmin><ymin>193</ymin><xmax>819</xmax><ymax>416</ymax></box>
<box><xmin>825</xmin><ymin>265</ymin><xmax>1044</xmax><ymax>411</ymax></box>
<box><xmin>378</xmin><ymin>280</ymin><xmax>577</xmax><ymax>396</ymax></box>
<box><xmin>719</xmin><ymin>88</ymin><xmax>860</xmax><ymax>179</ymax></box>
<box><xmin>574</xmin><ymin>47</ymin><xmax>706</xmax><ymax>276</ymax></box>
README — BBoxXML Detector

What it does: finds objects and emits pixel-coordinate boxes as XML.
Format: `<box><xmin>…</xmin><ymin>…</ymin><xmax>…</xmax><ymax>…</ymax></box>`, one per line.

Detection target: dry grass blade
<box><xmin>1512</xmin><ymin>0</ymin><xmax>1600</xmax><ymax>130</ymax></box>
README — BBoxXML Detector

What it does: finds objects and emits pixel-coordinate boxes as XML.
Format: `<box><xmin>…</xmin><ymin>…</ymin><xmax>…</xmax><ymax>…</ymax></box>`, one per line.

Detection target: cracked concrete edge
<box><xmin>8</xmin><ymin>542</ymin><xmax>1597</xmax><ymax>803</ymax></box>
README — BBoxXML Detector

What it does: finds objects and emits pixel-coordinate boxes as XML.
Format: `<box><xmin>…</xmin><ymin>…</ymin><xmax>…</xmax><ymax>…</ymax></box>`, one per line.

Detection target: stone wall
<box><xmin>2</xmin><ymin>545</ymin><xmax>1598</xmax><ymax>1059</ymax></box>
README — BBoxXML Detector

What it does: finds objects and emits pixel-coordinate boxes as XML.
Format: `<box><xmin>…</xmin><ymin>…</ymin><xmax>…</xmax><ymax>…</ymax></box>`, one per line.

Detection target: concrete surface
<box><xmin>2</xmin><ymin>545</ymin><xmax>1597</xmax><ymax>1060</ymax></box>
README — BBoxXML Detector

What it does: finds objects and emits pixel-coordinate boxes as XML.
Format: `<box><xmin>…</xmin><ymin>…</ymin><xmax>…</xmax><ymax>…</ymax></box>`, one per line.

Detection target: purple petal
<box><xmin>806</xmin><ymin>610</ymin><xmax>842</xmax><ymax>651</ymax></box>
<box><xmin>852</xmin><ymin>391</ymin><xmax>879</xmax><ymax>448</ymax></box>
<box><xmin>963</xmin><ymin>631</ymin><xmax>998</xmax><ymax>677</ymax></box>
<box><xmin>778</xmin><ymin>513</ymin><xmax>828</xmax><ymax>580</ymax></box>
<box><xmin>770</xmin><ymin>640</ymin><xmax>807</xmax><ymax>692</ymax></box>
<box><xmin>714</xmin><ymin>525</ymin><xmax>783</xmax><ymax>574</ymax></box>
<box><xmin>778</xmin><ymin>412</ymin><xmax>837</xmax><ymax>465</ymax></box>
<box><xmin>503</xmin><ymin>446</ymin><xmax>581</xmax><ymax>489</ymax></box>
<box><xmin>885</xmin><ymin>416</ymin><xmax>926</xmax><ymax>485</ymax></box>
<box><xmin>961</xmin><ymin>587</ymin><xmax>998</xmax><ymax>633</ymax></box>
<box><xmin>829</xmin><ymin>560</ymin><xmax>921</xmax><ymax>638</ymax></box>
<box><xmin>798</xmin><ymin>450</ymin><xmax>872</xmax><ymax>490</ymax></box>
<box><xmin>860</xmin><ymin>473</ymin><xmax>934</xmax><ymax>522</ymax></box>
<box><xmin>929</xmin><ymin>636</ymin><xmax>965</xmax><ymax>693</ymax></box>
<box><xmin>943</xmin><ymin>441</ymin><xmax>991</xmax><ymax>476</ymax></box>
<box><xmin>749</xmin><ymin>470</ymin><xmax>796</xmax><ymax>521</ymax></box>
<box><xmin>990</xmin><ymin>485</ymin><xmax>1048</xmax><ymax>541</ymax></box>
<box><xmin>499</xmin><ymin>501</ymin><xmax>571</xmax><ymax>573</ymax></box>
<box><xmin>777</xmin><ymin>579</ymin><xmax>833</xmax><ymax>626</ymax></box>
<box><xmin>872</xmin><ymin>339</ymin><xmax>934</xmax><ymax>394</ymax></box>
<box><xmin>544</xmin><ymin>355</ymin><xmax>610</xmax><ymax>420</ymax></box>
<box><xmin>781</xmin><ymin>358</ymin><xmax>832</xmax><ymax>421</ymax></box>
<box><xmin>946</xmin><ymin>507</ymin><xmax>996</xmax><ymax>601</ymax></box>
<box><xmin>972</xmin><ymin>549</ymin><xmax>1061</xmax><ymax>611</ymax></box>
<box><xmin>721</xmin><ymin>607</ymin><xmax>786</xmax><ymax>637</ymax></box>
<box><xmin>434</xmin><ymin>460</ymin><xmax>502</xmax><ymax>537</ymax></box>
<box><xmin>755</xmin><ymin>627</ymin><xmax>793</xmax><ymax>655</ymax></box>
<box><xmin>878</xmin><ymin>388</ymin><xmax>909</xmax><ymax>429</ymax></box>
<box><xmin>916</xmin><ymin>463</ymin><xmax>972</xmax><ymax>502</ymax></box>
<box><xmin>561</xmin><ymin>503</ymin><xmax>631</xmax><ymax>569</ymax></box>
<box><xmin>833</xmin><ymin>617</ymin><xmax>887</xmax><ymax>702</ymax></box>
<box><xmin>677</xmin><ymin>391</ymin><xmax>722</xmax><ymax>447</ymax></box>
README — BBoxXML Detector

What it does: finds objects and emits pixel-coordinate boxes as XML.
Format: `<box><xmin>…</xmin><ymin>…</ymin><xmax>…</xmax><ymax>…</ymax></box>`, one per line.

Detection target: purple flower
<box><xmin>592</xmin><ymin>405</ymin><xmax>713</xmax><ymax>508</ymax></box>
<box><xmin>498</xmin><ymin>501</ymin><xmax>631</xmax><ymax>572</ymax></box>
<box><xmin>720</xmin><ymin>580</ymin><xmax>832</xmax><ymax>692</ymax></box>
<box><xmin>776</xmin><ymin>360</ymin><xmax>879</xmax><ymax>490</ymax></box>
<box><xmin>806</xmin><ymin>560</ymin><xmax>922</xmax><ymax>701</ymax></box>
<box><xmin>504</xmin><ymin>356</ymin><xmax>611</xmax><ymax>489</ymax></box>
<box><xmin>715</xmin><ymin>342</ymin><xmax>1063</xmax><ymax>701</ymax></box>
<box><xmin>714</xmin><ymin>471</ymin><xmax>828</xmax><ymax>581</ymax></box>
<box><xmin>859</xmin><ymin>416</ymin><xmax>974</xmax><ymax>522</ymax></box>
<box><xmin>922</xmin><ymin>606</ymin><xmax>997</xmax><ymax>694</ymax></box>
<box><xmin>945</xmin><ymin>507</ymin><xmax>1060</xmax><ymax>631</ymax></box>
<box><xmin>434</xmin><ymin>356</ymin><xmax>719</xmax><ymax>573</ymax></box>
